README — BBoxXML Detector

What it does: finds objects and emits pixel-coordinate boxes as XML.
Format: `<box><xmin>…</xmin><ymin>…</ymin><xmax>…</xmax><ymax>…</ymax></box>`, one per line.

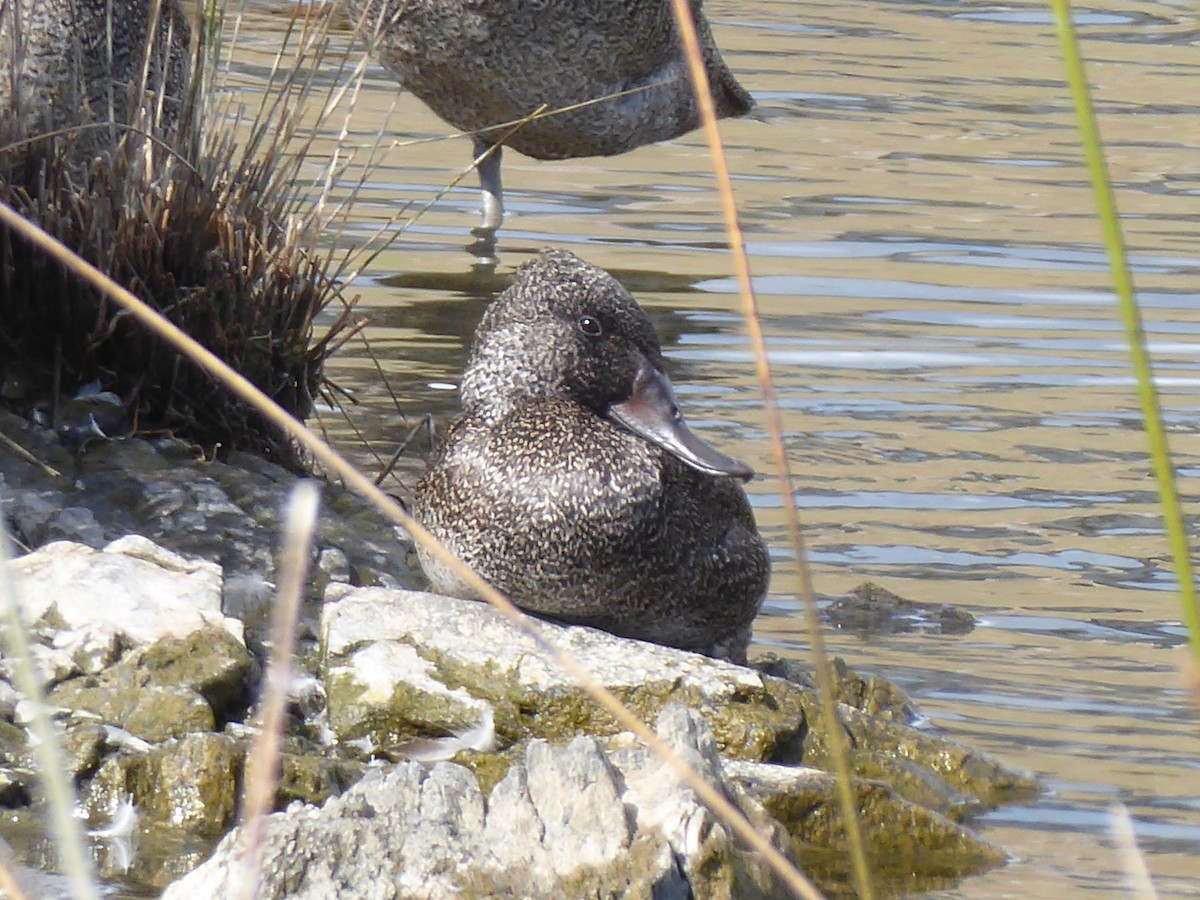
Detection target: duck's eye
<box><xmin>579</xmin><ymin>315</ymin><xmax>602</xmax><ymax>337</ymax></box>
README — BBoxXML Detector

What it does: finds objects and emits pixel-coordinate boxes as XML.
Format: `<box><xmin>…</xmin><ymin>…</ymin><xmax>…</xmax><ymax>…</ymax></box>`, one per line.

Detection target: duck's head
<box><xmin>461</xmin><ymin>249</ymin><xmax>753</xmax><ymax>480</ymax></box>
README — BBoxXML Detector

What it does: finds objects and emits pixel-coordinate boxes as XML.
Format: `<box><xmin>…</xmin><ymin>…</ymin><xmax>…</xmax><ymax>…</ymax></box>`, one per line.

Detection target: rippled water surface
<box><xmin>237</xmin><ymin>0</ymin><xmax>1200</xmax><ymax>894</ymax></box>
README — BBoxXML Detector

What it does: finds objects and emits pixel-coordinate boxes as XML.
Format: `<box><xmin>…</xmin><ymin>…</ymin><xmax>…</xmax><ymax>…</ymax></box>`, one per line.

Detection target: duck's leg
<box><xmin>472</xmin><ymin>136</ymin><xmax>505</xmax><ymax>235</ymax></box>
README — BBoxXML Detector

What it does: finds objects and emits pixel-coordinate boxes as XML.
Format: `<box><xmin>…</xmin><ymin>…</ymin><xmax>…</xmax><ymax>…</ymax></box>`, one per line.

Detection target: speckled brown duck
<box><xmin>345</xmin><ymin>0</ymin><xmax>753</xmax><ymax>233</ymax></box>
<box><xmin>412</xmin><ymin>249</ymin><xmax>768</xmax><ymax>661</ymax></box>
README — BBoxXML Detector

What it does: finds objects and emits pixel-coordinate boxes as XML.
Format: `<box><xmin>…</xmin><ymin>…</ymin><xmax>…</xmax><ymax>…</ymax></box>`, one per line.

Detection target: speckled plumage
<box><xmin>344</xmin><ymin>0</ymin><xmax>753</xmax><ymax>230</ymax></box>
<box><xmin>0</xmin><ymin>0</ymin><xmax>190</xmax><ymax>144</ymax></box>
<box><xmin>413</xmin><ymin>249</ymin><xmax>769</xmax><ymax>661</ymax></box>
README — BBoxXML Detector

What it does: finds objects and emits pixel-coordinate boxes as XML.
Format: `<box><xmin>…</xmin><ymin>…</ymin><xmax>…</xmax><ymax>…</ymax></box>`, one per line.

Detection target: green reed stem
<box><xmin>1049</xmin><ymin>0</ymin><xmax>1200</xmax><ymax>664</ymax></box>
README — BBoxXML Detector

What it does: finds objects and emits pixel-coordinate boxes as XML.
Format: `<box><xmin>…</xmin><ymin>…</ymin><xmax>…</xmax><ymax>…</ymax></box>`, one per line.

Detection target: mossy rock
<box><xmin>134</xmin><ymin>628</ymin><xmax>252</xmax><ymax>721</ymax></box>
<box><xmin>276</xmin><ymin>753</ymin><xmax>365</xmax><ymax>807</ymax></box>
<box><xmin>61</xmin><ymin>720</ymin><xmax>107</xmax><ymax>779</ymax></box>
<box><xmin>324</xmin><ymin>640</ymin><xmax>492</xmax><ymax>752</ymax></box>
<box><xmin>424</xmin><ymin>643</ymin><xmax>806</xmax><ymax>762</ymax></box>
<box><xmin>48</xmin><ymin>675</ymin><xmax>213</xmax><ymax>743</ymax></box>
<box><xmin>0</xmin><ymin>720</ymin><xmax>29</xmax><ymax>767</ymax></box>
<box><xmin>762</xmin><ymin>658</ymin><xmax>1038</xmax><ymax>812</ymax></box>
<box><xmin>84</xmin><ymin>733</ymin><xmax>243</xmax><ymax>836</ymax></box>
<box><xmin>738</xmin><ymin>766</ymin><xmax>1007</xmax><ymax>897</ymax></box>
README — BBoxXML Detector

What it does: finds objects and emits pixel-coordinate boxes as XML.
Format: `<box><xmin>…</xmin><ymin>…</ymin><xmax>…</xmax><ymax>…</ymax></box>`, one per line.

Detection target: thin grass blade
<box><xmin>0</xmin><ymin>502</ymin><xmax>99</xmax><ymax>900</ymax></box>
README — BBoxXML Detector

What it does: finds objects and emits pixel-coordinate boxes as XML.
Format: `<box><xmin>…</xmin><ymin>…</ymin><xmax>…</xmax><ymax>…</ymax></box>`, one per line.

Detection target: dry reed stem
<box><xmin>0</xmin><ymin>197</ymin><xmax>817</xmax><ymax>900</ymax></box>
<box><xmin>665</xmin><ymin>1</ymin><xmax>871</xmax><ymax>897</ymax></box>
<box><xmin>1181</xmin><ymin>652</ymin><xmax>1200</xmax><ymax>714</ymax></box>
<box><xmin>0</xmin><ymin>431</ymin><xmax>59</xmax><ymax>478</ymax></box>
<box><xmin>237</xmin><ymin>481</ymin><xmax>322</xmax><ymax>900</ymax></box>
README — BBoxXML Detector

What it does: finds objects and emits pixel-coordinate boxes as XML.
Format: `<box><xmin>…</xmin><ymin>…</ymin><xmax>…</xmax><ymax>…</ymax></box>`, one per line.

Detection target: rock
<box><xmin>7</xmin><ymin>537</ymin><xmax>241</xmax><ymax>647</ymax></box>
<box><xmin>275</xmin><ymin>752</ymin><xmax>365</xmax><ymax>807</ymax></box>
<box><xmin>48</xmin><ymin>675</ymin><xmax>213</xmax><ymax>743</ymax></box>
<box><xmin>61</xmin><ymin>720</ymin><xmax>107</xmax><ymax>779</ymax></box>
<box><xmin>825</xmin><ymin>582</ymin><xmax>976</xmax><ymax>636</ymax></box>
<box><xmin>321</xmin><ymin>586</ymin><xmax>804</xmax><ymax>762</ymax></box>
<box><xmin>133</xmin><ymin>629</ymin><xmax>253</xmax><ymax>723</ymax></box>
<box><xmin>324</xmin><ymin>638</ymin><xmax>495</xmax><ymax>756</ymax></box>
<box><xmin>726</xmin><ymin>759</ymin><xmax>1005</xmax><ymax>889</ymax></box>
<box><xmin>0</xmin><ymin>680</ymin><xmax>19</xmax><ymax>720</ymax></box>
<box><xmin>0</xmin><ymin>409</ymin><xmax>419</xmax><ymax>600</ymax></box>
<box><xmin>41</xmin><ymin>625</ymin><xmax>253</xmax><ymax>744</ymax></box>
<box><xmin>84</xmin><ymin>733</ymin><xmax>242</xmax><ymax>837</ymax></box>
<box><xmin>0</xmin><ymin>420</ymin><xmax>1038</xmax><ymax>896</ymax></box>
<box><xmin>162</xmin><ymin>708</ymin><xmax>797</xmax><ymax>899</ymax></box>
<box><xmin>319</xmin><ymin>587</ymin><xmax>1035</xmax><ymax>816</ymax></box>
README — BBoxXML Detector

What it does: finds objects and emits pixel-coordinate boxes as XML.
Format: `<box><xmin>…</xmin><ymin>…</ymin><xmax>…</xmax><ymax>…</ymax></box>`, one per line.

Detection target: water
<box><xmin>240</xmin><ymin>0</ymin><xmax>1200</xmax><ymax>894</ymax></box>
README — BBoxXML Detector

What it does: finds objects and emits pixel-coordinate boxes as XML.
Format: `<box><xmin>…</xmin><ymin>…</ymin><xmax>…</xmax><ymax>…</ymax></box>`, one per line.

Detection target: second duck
<box><xmin>345</xmin><ymin>0</ymin><xmax>753</xmax><ymax>232</ymax></box>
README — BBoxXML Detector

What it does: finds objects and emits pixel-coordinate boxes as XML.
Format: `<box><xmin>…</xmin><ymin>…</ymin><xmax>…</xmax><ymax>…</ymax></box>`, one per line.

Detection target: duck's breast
<box><xmin>413</xmin><ymin>398</ymin><xmax>667</xmax><ymax>611</ymax></box>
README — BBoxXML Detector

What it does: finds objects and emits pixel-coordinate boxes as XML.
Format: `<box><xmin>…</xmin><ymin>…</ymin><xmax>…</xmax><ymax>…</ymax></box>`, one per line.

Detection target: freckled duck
<box><xmin>344</xmin><ymin>0</ymin><xmax>753</xmax><ymax>233</ymax></box>
<box><xmin>412</xmin><ymin>248</ymin><xmax>768</xmax><ymax>661</ymax></box>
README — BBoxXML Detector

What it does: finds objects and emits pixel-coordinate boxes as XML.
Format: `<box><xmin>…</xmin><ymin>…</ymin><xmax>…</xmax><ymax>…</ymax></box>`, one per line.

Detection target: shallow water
<box><xmin>240</xmin><ymin>0</ymin><xmax>1199</xmax><ymax>894</ymax></box>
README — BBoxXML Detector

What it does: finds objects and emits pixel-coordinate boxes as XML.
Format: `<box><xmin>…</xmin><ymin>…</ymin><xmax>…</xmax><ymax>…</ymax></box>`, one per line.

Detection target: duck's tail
<box><xmin>712</xmin><ymin>66</ymin><xmax>754</xmax><ymax>119</ymax></box>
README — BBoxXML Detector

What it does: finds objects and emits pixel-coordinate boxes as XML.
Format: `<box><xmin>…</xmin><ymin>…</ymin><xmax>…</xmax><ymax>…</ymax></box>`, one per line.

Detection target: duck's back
<box><xmin>346</xmin><ymin>0</ymin><xmax>752</xmax><ymax>159</ymax></box>
<box><xmin>413</xmin><ymin>397</ymin><xmax>768</xmax><ymax>658</ymax></box>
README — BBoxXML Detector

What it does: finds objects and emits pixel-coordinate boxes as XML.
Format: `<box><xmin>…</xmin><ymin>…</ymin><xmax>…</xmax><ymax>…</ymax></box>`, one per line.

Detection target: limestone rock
<box><xmin>7</xmin><ymin>536</ymin><xmax>241</xmax><ymax>647</ymax></box>
<box><xmin>162</xmin><ymin>708</ymin><xmax>796</xmax><ymax>899</ymax></box>
<box><xmin>48</xmin><ymin>676</ymin><xmax>213</xmax><ymax>743</ymax></box>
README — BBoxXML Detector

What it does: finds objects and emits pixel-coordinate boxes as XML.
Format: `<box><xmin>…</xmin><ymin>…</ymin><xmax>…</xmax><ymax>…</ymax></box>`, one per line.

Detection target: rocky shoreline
<box><xmin>0</xmin><ymin>409</ymin><xmax>1038</xmax><ymax>897</ymax></box>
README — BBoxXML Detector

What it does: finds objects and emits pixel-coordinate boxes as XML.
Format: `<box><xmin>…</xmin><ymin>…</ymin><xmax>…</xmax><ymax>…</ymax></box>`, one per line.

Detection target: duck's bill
<box><xmin>609</xmin><ymin>363</ymin><xmax>754</xmax><ymax>481</ymax></box>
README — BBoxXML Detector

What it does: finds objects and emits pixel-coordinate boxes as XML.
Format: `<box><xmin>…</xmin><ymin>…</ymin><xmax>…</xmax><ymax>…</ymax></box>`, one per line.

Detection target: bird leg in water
<box><xmin>472</xmin><ymin>137</ymin><xmax>504</xmax><ymax>235</ymax></box>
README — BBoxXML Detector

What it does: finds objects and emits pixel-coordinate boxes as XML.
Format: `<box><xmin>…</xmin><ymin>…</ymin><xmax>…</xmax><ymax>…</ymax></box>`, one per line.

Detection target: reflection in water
<box><xmin>282</xmin><ymin>0</ymin><xmax>1200</xmax><ymax>894</ymax></box>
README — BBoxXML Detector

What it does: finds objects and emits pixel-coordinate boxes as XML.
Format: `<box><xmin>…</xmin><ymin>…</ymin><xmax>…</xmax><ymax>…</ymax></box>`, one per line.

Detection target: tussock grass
<box><xmin>0</xmin><ymin>0</ymin><xmax>366</xmax><ymax>469</ymax></box>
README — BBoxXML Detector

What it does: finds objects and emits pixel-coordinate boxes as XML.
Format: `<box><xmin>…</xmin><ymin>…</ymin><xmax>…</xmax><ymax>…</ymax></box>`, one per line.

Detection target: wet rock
<box><xmin>825</xmin><ymin>581</ymin><xmax>976</xmax><ymax>636</ymax></box>
<box><xmin>834</xmin><ymin>703</ymin><xmax>1039</xmax><ymax>810</ymax></box>
<box><xmin>0</xmin><ymin>767</ymin><xmax>30</xmax><ymax>807</ymax></box>
<box><xmin>42</xmin><ymin>623</ymin><xmax>252</xmax><ymax>744</ymax></box>
<box><xmin>134</xmin><ymin>629</ymin><xmax>253</xmax><ymax>723</ymax></box>
<box><xmin>320</xmin><ymin>587</ymin><xmax>1036</xmax><ymax>836</ymax></box>
<box><xmin>727</xmin><ymin>759</ymin><xmax>1004</xmax><ymax>891</ymax></box>
<box><xmin>276</xmin><ymin>752</ymin><xmax>365</xmax><ymax>807</ymax></box>
<box><xmin>0</xmin><ymin>680</ymin><xmax>19</xmax><ymax>720</ymax></box>
<box><xmin>61</xmin><ymin>721</ymin><xmax>107</xmax><ymax>780</ymax></box>
<box><xmin>84</xmin><ymin>733</ymin><xmax>243</xmax><ymax>837</ymax></box>
<box><xmin>140</xmin><ymin>734</ymin><xmax>243</xmax><ymax>835</ymax></box>
<box><xmin>0</xmin><ymin>409</ymin><xmax>418</xmax><ymax>602</ymax></box>
<box><xmin>760</xmin><ymin>658</ymin><xmax>1037</xmax><ymax>816</ymax></box>
<box><xmin>760</xmin><ymin>655</ymin><xmax>918</xmax><ymax>723</ymax></box>
<box><xmin>162</xmin><ymin>708</ymin><xmax>796</xmax><ymax>899</ymax></box>
<box><xmin>0</xmin><ymin>720</ymin><xmax>31</xmax><ymax>806</ymax></box>
<box><xmin>324</xmin><ymin>637</ymin><xmax>495</xmax><ymax>756</ymax></box>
